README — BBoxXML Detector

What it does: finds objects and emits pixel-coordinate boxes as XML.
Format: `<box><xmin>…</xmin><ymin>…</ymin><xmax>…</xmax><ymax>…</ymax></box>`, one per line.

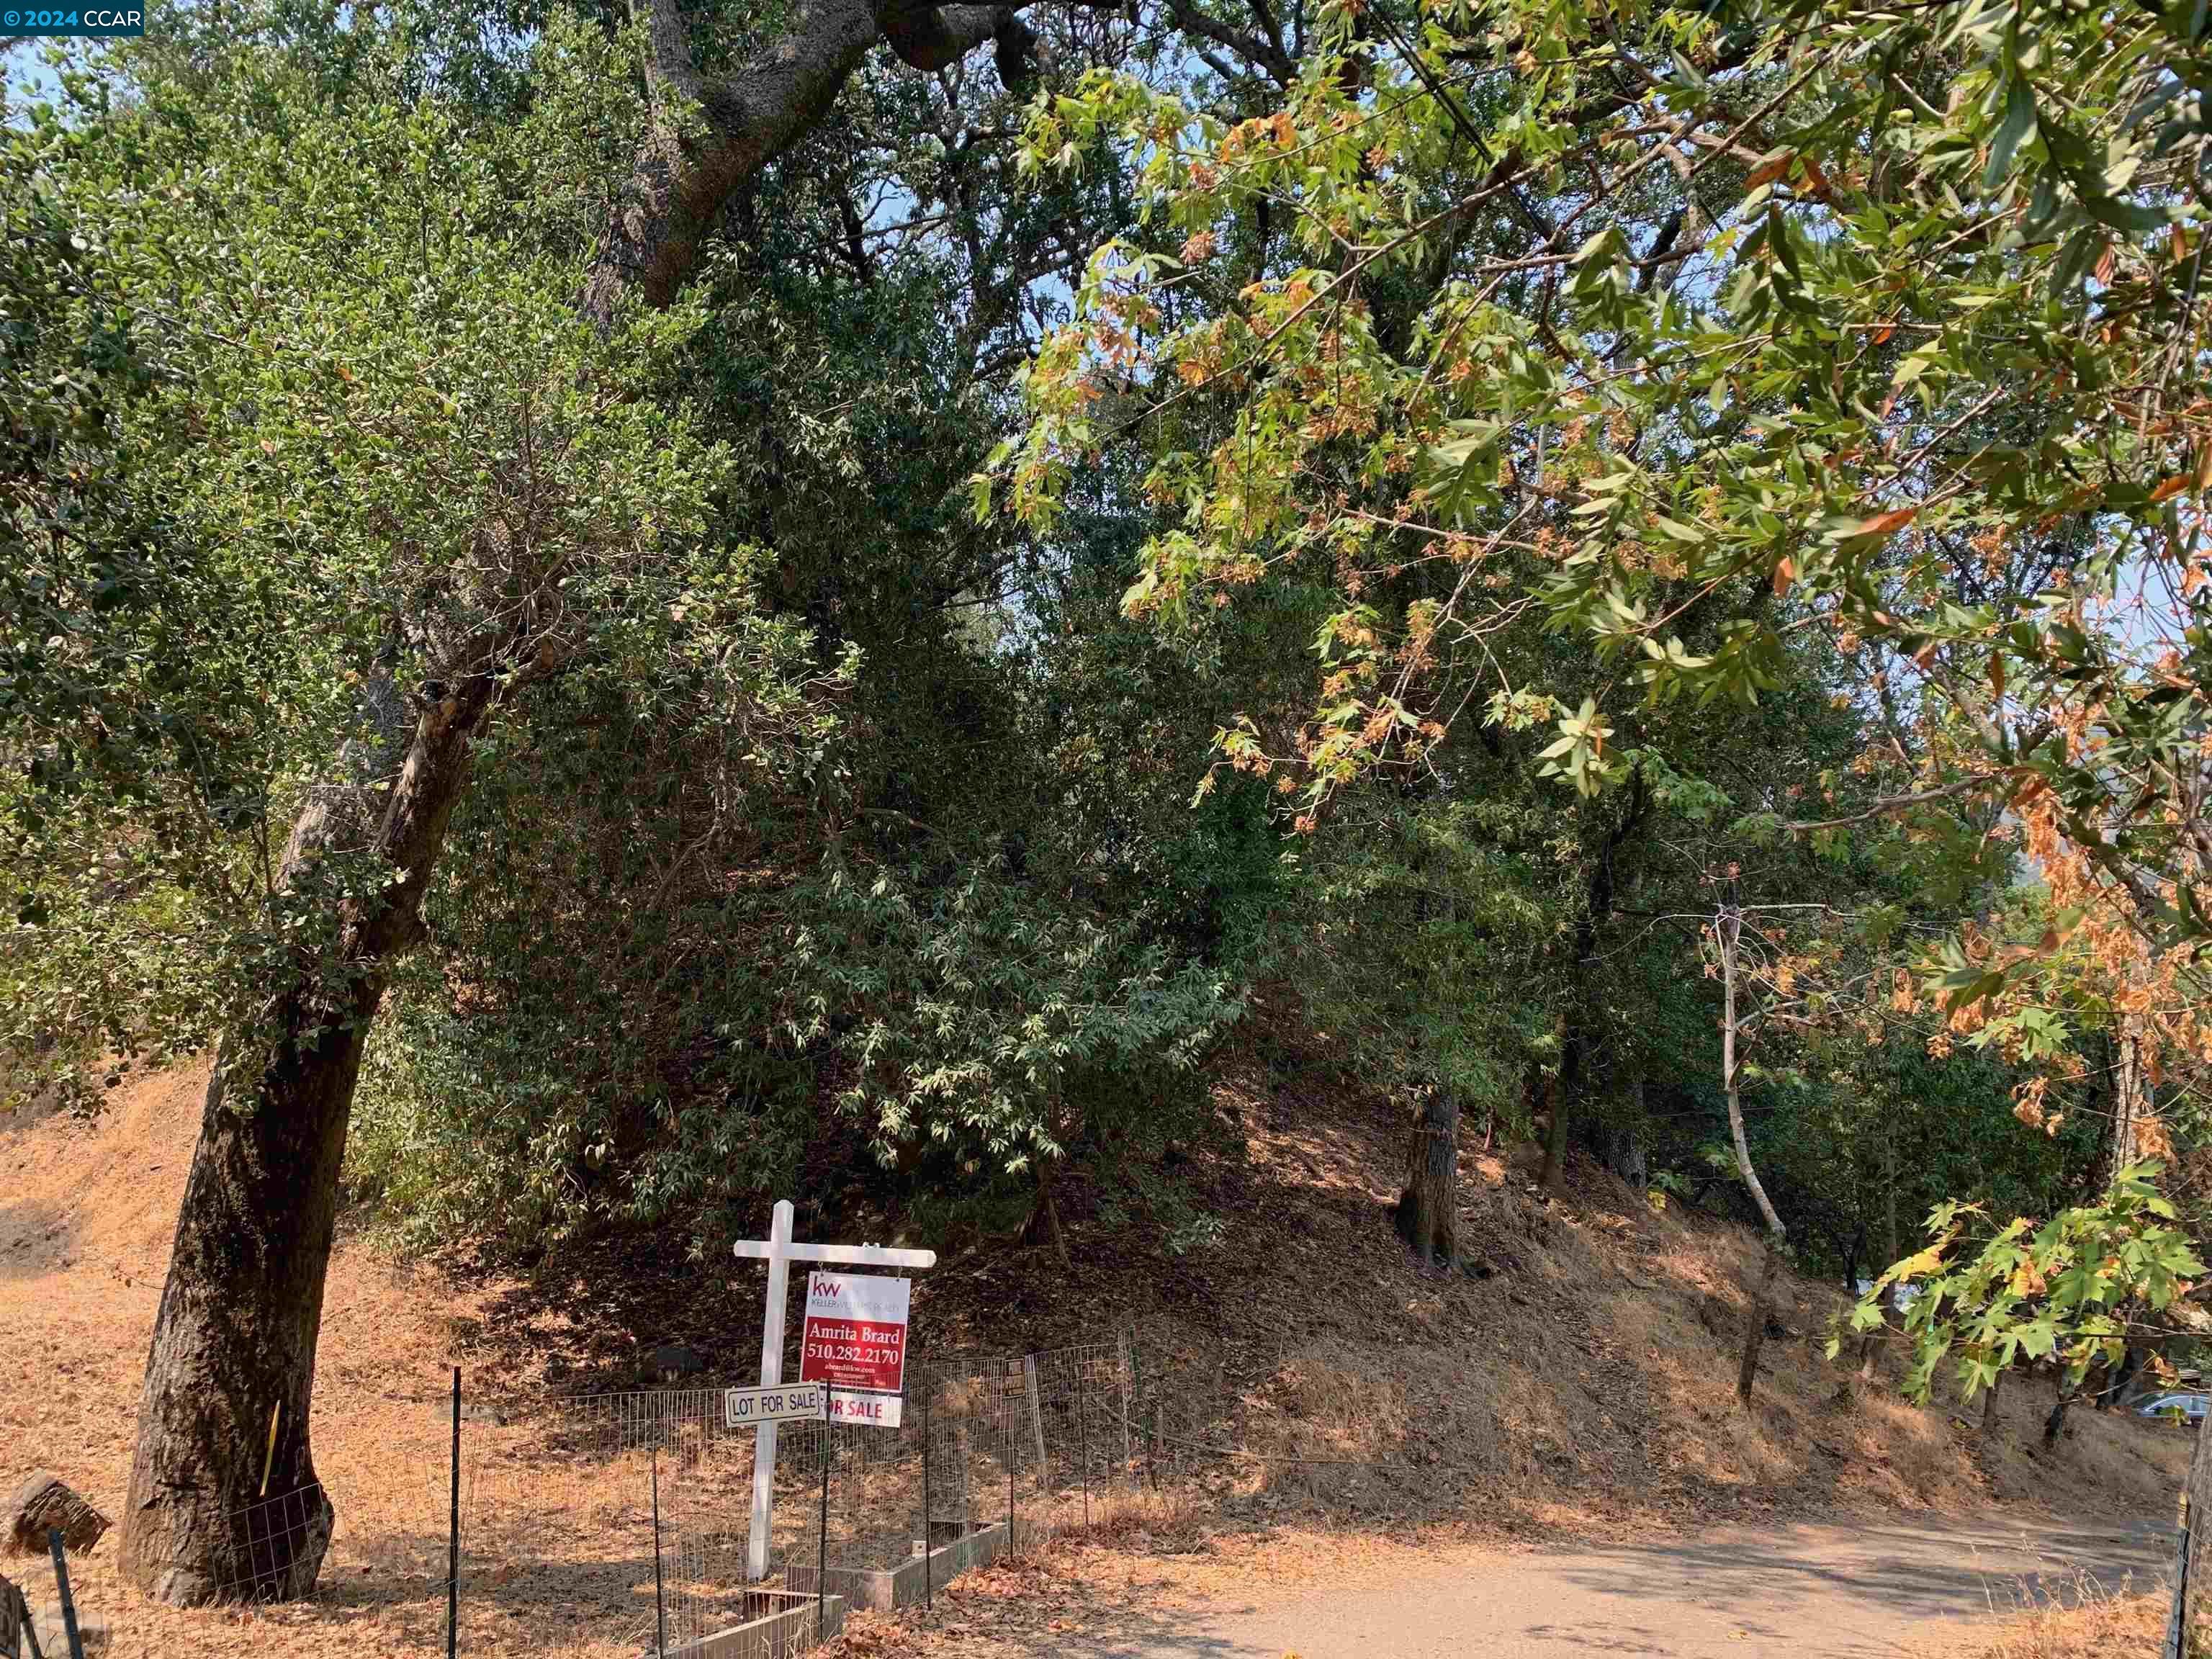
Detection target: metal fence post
<box><xmin>920</xmin><ymin>1383</ymin><xmax>934</xmax><ymax>1612</ymax></box>
<box><xmin>44</xmin><ymin>1534</ymin><xmax>82</xmax><ymax>1659</ymax></box>
<box><xmin>447</xmin><ymin>1366</ymin><xmax>461</xmax><ymax>1659</ymax></box>
<box><xmin>1130</xmin><ymin>1330</ymin><xmax>1155</xmax><ymax>1492</ymax></box>
<box><xmin>9</xmin><ymin>1569</ymin><xmax>44</xmax><ymax>1659</ymax></box>
<box><xmin>2170</xmin><ymin>1491</ymin><xmax>2193</xmax><ymax>1659</ymax></box>
<box><xmin>817</xmin><ymin>1411</ymin><xmax>831</xmax><ymax>1647</ymax></box>
<box><xmin>651</xmin><ymin>1444</ymin><xmax>665</xmax><ymax>1658</ymax></box>
<box><xmin>1023</xmin><ymin>1355</ymin><xmax>1047</xmax><ymax>1491</ymax></box>
<box><xmin>1077</xmin><ymin>1359</ymin><xmax>1091</xmax><ymax>1528</ymax></box>
<box><xmin>1116</xmin><ymin>1328</ymin><xmax>1135</xmax><ymax>1477</ymax></box>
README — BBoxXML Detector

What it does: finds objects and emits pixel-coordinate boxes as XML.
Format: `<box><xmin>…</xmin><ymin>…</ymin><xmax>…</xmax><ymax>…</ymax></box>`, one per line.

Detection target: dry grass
<box><xmin>1924</xmin><ymin>1575</ymin><xmax>2166</xmax><ymax>1658</ymax></box>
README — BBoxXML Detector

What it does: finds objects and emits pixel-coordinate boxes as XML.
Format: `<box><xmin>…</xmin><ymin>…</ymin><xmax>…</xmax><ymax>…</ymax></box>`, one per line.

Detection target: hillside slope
<box><xmin>0</xmin><ymin>1038</ymin><xmax>2188</xmax><ymax>1655</ymax></box>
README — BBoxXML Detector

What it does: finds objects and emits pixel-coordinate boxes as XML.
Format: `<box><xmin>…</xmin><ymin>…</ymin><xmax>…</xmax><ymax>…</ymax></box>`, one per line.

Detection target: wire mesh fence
<box><xmin>15</xmin><ymin>1326</ymin><xmax>1308</xmax><ymax>1658</ymax></box>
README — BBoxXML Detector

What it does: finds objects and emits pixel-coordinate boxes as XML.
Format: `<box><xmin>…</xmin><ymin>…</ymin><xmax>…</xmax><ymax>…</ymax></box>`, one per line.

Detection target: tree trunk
<box><xmin>1396</xmin><ymin>1089</ymin><xmax>1460</xmax><ymax>1268</ymax></box>
<box><xmin>122</xmin><ymin>680</ymin><xmax>497</xmax><ymax>1604</ymax></box>
<box><xmin>2110</xmin><ymin>1016</ymin><xmax>2146</xmax><ymax>1182</ymax></box>
<box><xmin>1542</xmin><ymin>1030</ymin><xmax>1575</xmax><ymax>1197</ymax></box>
<box><xmin>1858</xmin><ymin>1129</ymin><xmax>1898</xmax><ymax>1381</ymax></box>
<box><xmin>1717</xmin><ymin>905</ymin><xmax>1788</xmax><ymax>1408</ymax></box>
<box><xmin>580</xmin><ymin>0</ymin><xmax>1029</xmax><ymax>326</ymax></box>
<box><xmin>2043</xmin><ymin>1380</ymin><xmax>2072</xmax><ymax>1449</ymax></box>
<box><xmin>1030</xmin><ymin>1160</ymin><xmax>1071</xmax><ymax>1269</ymax></box>
<box><xmin>2097</xmin><ymin>1342</ymin><xmax>2144</xmax><ymax>1409</ymax></box>
<box><xmin>1737</xmin><ymin>1233</ymin><xmax>1783</xmax><ymax>1408</ymax></box>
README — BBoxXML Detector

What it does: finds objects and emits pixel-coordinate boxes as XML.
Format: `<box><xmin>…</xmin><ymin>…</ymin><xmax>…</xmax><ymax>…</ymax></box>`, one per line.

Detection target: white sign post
<box><xmin>731</xmin><ymin>1199</ymin><xmax>935</xmax><ymax>1579</ymax></box>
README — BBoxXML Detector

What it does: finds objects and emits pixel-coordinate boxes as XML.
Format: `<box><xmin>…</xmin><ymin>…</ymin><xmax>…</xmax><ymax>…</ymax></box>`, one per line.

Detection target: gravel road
<box><xmin>1048</xmin><ymin>1512</ymin><xmax>2173</xmax><ymax>1658</ymax></box>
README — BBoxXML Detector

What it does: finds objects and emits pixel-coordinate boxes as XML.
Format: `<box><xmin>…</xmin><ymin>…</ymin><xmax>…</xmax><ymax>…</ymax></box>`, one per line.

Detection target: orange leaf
<box><xmin>1859</xmin><ymin>506</ymin><xmax>1919</xmax><ymax>536</ymax></box>
<box><xmin>1772</xmin><ymin>556</ymin><xmax>1796</xmax><ymax>597</ymax></box>
<box><xmin>2151</xmin><ymin>474</ymin><xmax>2190</xmax><ymax>503</ymax></box>
<box><xmin>1744</xmin><ymin>152</ymin><xmax>1794</xmax><ymax>190</ymax></box>
<box><xmin>1801</xmin><ymin>155</ymin><xmax>1833</xmax><ymax>199</ymax></box>
<box><xmin>1912</xmin><ymin>639</ymin><xmax>1938</xmax><ymax>670</ymax></box>
<box><xmin>2095</xmin><ymin>242</ymin><xmax>2116</xmax><ymax>286</ymax></box>
<box><xmin>1872</xmin><ymin>323</ymin><xmax>1894</xmax><ymax>345</ymax></box>
<box><xmin>2174</xmin><ymin>225</ymin><xmax>2190</xmax><ymax>266</ymax></box>
<box><xmin>1989</xmin><ymin>652</ymin><xmax>2005</xmax><ymax>701</ymax></box>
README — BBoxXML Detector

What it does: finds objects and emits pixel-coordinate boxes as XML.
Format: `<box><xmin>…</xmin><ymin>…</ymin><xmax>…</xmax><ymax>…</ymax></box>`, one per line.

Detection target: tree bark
<box><xmin>1541</xmin><ymin>1029</ymin><xmax>1575</xmax><ymax>1197</ymax></box>
<box><xmin>580</xmin><ymin>0</ymin><xmax>1031</xmax><ymax>326</ymax></box>
<box><xmin>122</xmin><ymin>677</ymin><xmax>499</xmax><ymax>1604</ymax></box>
<box><xmin>1548</xmin><ymin>768</ymin><xmax>1645</xmax><ymax>1202</ymax></box>
<box><xmin>1856</xmin><ymin>1128</ymin><xmax>1897</xmax><ymax>1382</ymax></box>
<box><xmin>2097</xmin><ymin>1342</ymin><xmax>2144</xmax><ymax>1409</ymax></box>
<box><xmin>1395</xmin><ymin>1088</ymin><xmax>1460</xmax><ymax>1268</ymax></box>
<box><xmin>2043</xmin><ymin>1378</ymin><xmax>2072</xmax><ymax>1449</ymax></box>
<box><xmin>1717</xmin><ymin>904</ymin><xmax>1788</xmax><ymax>1407</ymax></box>
<box><xmin>1031</xmin><ymin>1160</ymin><xmax>1071</xmax><ymax>1269</ymax></box>
<box><xmin>2109</xmin><ymin>1015</ymin><xmax>2146</xmax><ymax>1182</ymax></box>
<box><xmin>1737</xmin><ymin>1232</ymin><xmax>1783</xmax><ymax>1408</ymax></box>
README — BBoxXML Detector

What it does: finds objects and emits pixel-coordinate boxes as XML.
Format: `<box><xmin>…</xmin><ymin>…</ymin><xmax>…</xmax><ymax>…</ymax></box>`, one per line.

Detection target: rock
<box><xmin>645</xmin><ymin>1343</ymin><xmax>706</xmax><ymax>1384</ymax></box>
<box><xmin>6</xmin><ymin>1475</ymin><xmax>109</xmax><ymax>1557</ymax></box>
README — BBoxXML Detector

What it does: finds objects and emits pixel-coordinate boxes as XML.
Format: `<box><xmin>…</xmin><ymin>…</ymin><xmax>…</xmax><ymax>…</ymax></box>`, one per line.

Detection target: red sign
<box><xmin>799</xmin><ymin>1271</ymin><xmax>910</xmax><ymax>1399</ymax></box>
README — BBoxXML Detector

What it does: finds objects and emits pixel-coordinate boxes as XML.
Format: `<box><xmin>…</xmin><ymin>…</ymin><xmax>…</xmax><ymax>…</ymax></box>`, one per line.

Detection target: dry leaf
<box><xmin>2151</xmin><ymin>474</ymin><xmax>2190</xmax><ymax>503</ymax></box>
<box><xmin>1772</xmin><ymin>557</ymin><xmax>1796</xmax><ymax>597</ymax></box>
<box><xmin>1859</xmin><ymin>505</ymin><xmax>1918</xmax><ymax>536</ymax></box>
<box><xmin>1744</xmin><ymin>151</ymin><xmax>1794</xmax><ymax>189</ymax></box>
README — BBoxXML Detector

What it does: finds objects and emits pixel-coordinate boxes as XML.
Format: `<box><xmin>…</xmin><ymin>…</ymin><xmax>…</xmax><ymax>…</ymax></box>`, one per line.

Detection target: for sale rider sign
<box><xmin>799</xmin><ymin>1270</ymin><xmax>909</xmax><ymax>1427</ymax></box>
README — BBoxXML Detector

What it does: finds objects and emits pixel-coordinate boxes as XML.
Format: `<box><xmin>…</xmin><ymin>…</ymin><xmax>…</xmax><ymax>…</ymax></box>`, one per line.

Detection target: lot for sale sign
<box><xmin>799</xmin><ymin>1269</ymin><xmax>909</xmax><ymax>1426</ymax></box>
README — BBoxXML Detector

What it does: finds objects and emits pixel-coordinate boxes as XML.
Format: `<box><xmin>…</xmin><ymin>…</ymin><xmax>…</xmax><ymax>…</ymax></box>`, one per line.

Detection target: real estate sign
<box><xmin>799</xmin><ymin>1269</ymin><xmax>909</xmax><ymax>1426</ymax></box>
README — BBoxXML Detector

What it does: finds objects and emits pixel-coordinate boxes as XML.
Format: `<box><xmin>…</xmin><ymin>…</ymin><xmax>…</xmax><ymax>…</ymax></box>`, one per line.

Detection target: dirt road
<box><xmin>1051</xmin><ymin>1514</ymin><xmax>2172</xmax><ymax>1658</ymax></box>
